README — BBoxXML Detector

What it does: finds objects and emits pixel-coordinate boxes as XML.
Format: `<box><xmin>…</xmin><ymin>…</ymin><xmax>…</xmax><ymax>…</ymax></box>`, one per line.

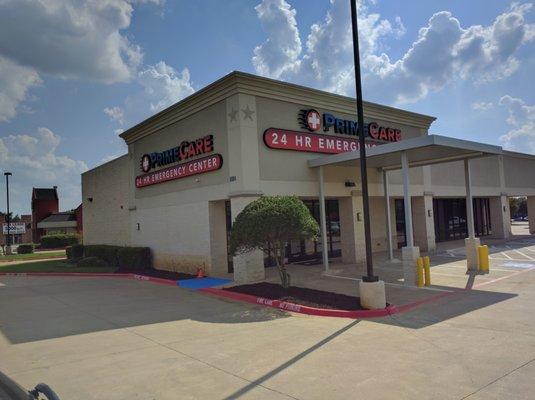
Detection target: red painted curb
<box><xmin>200</xmin><ymin>287</ymin><xmax>398</xmax><ymax>319</ymax></box>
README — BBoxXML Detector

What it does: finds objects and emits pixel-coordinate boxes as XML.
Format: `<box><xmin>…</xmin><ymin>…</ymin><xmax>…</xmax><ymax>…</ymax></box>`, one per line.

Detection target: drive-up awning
<box><xmin>308</xmin><ymin>134</ymin><xmax>503</xmax><ymax>170</ymax></box>
<box><xmin>307</xmin><ymin>134</ymin><xmax>504</xmax><ymax>280</ymax></box>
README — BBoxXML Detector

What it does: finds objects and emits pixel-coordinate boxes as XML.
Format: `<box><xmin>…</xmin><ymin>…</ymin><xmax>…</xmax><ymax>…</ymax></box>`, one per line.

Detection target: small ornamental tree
<box><xmin>229</xmin><ymin>196</ymin><xmax>319</xmax><ymax>289</ymax></box>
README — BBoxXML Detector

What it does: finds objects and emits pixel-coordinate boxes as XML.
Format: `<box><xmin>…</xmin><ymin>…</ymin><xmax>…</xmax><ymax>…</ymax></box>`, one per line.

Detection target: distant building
<box><xmin>0</xmin><ymin>214</ymin><xmax>32</xmax><ymax>245</ymax></box>
<box><xmin>31</xmin><ymin>187</ymin><xmax>83</xmax><ymax>242</ymax></box>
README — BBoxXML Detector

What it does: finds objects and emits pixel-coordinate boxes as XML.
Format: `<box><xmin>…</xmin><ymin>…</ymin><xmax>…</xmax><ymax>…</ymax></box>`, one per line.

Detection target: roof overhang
<box><xmin>37</xmin><ymin>221</ymin><xmax>77</xmax><ymax>229</ymax></box>
<box><xmin>308</xmin><ymin>135</ymin><xmax>503</xmax><ymax>171</ymax></box>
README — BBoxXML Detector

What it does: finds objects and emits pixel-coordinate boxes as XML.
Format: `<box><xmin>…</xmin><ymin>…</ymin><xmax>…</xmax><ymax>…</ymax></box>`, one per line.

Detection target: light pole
<box><xmin>350</xmin><ymin>0</ymin><xmax>376</xmax><ymax>282</ymax></box>
<box><xmin>350</xmin><ymin>0</ymin><xmax>386</xmax><ymax>308</ymax></box>
<box><xmin>4</xmin><ymin>172</ymin><xmax>12</xmax><ymax>255</ymax></box>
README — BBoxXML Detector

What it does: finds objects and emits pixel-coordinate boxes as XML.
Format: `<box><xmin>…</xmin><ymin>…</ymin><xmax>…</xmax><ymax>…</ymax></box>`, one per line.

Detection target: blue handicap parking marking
<box><xmin>178</xmin><ymin>277</ymin><xmax>232</xmax><ymax>289</ymax></box>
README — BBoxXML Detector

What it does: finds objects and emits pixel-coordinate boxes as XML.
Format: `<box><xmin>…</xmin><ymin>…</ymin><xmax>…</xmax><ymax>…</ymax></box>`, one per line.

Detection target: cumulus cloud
<box><xmin>0</xmin><ymin>128</ymin><xmax>88</xmax><ymax>213</ymax></box>
<box><xmin>499</xmin><ymin>95</ymin><xmax>535</xmax><ymax>153</ymax></box>
<box><xmin>137</xmin><ymin>61</ymin><xmax>195</xmax><ymax>113</ymax></box>
<box><xmin>252</xmin><ymin>0</ymin><xmax>534</xmax><ymax>103</ymax></box>
<box><xmin>253</xmin><ymin>0</ymin><xmax>404</xmax><ymax>95</ymax></box>
<box><xmin>0</xmin><ymin>56</ymin><xmax>41</xmax><ymax>122</ymax></box>
<box><xmin>252</xmin><ymin>0</ymin><xmax>302</xmax><ymax>79</ymax></box>
<box><xmin>0</xmin><ymin>0</ymin><xmax>143</xmax><ymax>84</ymax></box>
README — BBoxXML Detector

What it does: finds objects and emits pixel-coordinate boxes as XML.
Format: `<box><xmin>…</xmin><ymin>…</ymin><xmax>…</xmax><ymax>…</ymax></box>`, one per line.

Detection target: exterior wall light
<box><xmin>345</xmin><ymin>180</ymin><xmax>356</xmax><ymax>187</ymax></box>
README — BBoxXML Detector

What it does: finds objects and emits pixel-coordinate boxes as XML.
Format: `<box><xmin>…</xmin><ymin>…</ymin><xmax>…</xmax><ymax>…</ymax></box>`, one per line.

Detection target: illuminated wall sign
<box><xmin>140</xmin><ymin>135</ymin><xmax>214</xmax><ymax>173</ymax></box>
<box><xmin>263</xmin><ymin>128</ymin><xmax>375</xmax><ymax>154</ymax></box>
<box><xmin>135</xmin><ymin>154</ymin><xmax>223</xmax><ymax>188</ymax></box>
<box><xmin>298</xmin><ymin>108</ymin><xmax>402</xmax><ymax>142</ymax></box>
<box><xmin>136</xmin><ymin>134</ymin><xmax>222</xmax><ymax>188</ymax></box>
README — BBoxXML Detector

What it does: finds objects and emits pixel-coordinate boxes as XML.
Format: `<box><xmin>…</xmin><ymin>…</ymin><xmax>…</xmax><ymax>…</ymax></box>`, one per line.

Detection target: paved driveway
<box><xmin>1</xmin><ymin>269</ymin><xmax>535</xmax><ymax>400</ymax></box>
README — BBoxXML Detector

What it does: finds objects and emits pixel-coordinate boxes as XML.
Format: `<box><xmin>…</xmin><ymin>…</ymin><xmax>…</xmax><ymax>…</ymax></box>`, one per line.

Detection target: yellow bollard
<box><xmin>416</xmin><ymin>257</ymin><xmax>424</xmax><ymax>287</ymax></box>
<box><xmin>423</xmin><ymin>256</ymin><xmax>431</xmax><ymax>286</ymax></box>
<box><xmin>478</xmin><ymin>245</ymin><xmax>489</xmax><ymax>273</ymax></box>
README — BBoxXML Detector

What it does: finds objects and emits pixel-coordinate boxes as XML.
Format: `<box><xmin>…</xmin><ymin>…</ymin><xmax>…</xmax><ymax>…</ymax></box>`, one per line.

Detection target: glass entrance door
<box><xmin>394</xmin><ymin>199</ymin><xmax>407</xmax><ymax>248</ymax></box>
<box><xmin>286</xmin><ymin>199</ymin><xmax>341</xmax><ymax>262</ymax></box>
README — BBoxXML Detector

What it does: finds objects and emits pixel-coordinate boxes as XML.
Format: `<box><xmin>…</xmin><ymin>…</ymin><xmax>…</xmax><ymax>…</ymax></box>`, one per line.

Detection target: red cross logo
<box><xmin>306</xmin><ymin>110</ymin><xmax>321</xmax><ymax>131</ymax></box>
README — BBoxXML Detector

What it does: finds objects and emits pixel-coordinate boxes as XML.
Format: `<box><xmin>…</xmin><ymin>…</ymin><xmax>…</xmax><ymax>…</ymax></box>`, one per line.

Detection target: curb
<box><xmin>0</xmin><ymin>272</ymin><xmax>459</xmax><ymax>319</ymax></box>
<box><xmin>200</xmin><ymin>287</ymin><xmax>399</xmax><ymax>319</ymax></box>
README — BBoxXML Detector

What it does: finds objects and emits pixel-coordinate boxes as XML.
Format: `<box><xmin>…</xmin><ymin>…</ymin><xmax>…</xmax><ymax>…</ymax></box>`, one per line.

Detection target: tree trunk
<box><xmin>276</xmin><ymin>241</ymin><xmax>290</xmax><ymax>289</ymax></box>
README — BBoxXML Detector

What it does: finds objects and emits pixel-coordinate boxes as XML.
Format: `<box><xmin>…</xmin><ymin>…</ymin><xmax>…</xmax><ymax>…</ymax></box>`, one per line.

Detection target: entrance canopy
<box><xmin>307</xmin><ymin>134</ymin><xmax>504</xmax><ymax>275</ymax></box>
<box><xmin>308</xmin><ymin>135</ymin><xmax>503</xmax><ymax>171</ymax></box>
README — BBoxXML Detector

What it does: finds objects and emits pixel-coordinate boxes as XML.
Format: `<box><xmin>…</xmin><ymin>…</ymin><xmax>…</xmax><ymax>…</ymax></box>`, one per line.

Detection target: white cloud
<box><xmin>0</xmin><ymin>56</ymin><xmax>41</xmax><ymax>122</ymax></box>
<box><xmin>471</xmin><ymin>101</ymin><xmax>494</xmax><ymax>111</ymax></box>
<box><xmin>252</xmin><ymin>1</ymin><xmax>534</xmax><ymax>103</ymax></box>
<box><xmin>0</xmin><ymin>0</ymin><xmax>143</xmax><ymax>84</ymax></box>
<box><xmin>252</xmin><ymin>0</ymin><xmax>302</xmax><ymax>79</ymax></box>
<box><xmin>104</xmin><ymin>106</ymin><xmax>125</xmax><ymax>125</ymax></box>
<box><xmin>0</xmin><ymin>128</ymin><xmax>88</xmax><ymax>214</ymax></box>
<box><xmin>499</xmin><ymin>95</ymin><xmax>534</xmax><ymax>153</ymax></box>
<box><xmin>500</xmin><ymin>95</ymin><xmax>535</xmax><ymax>153</ymax></box>
<box><xmin>252</xmin><ymin>0</ymin><xmax>406</xmax><ymax>95</ymax></box>
<box><xmin>137</xmin><ymin>61</ymin><xmax>195</xmax><ymax>113</ymax></box>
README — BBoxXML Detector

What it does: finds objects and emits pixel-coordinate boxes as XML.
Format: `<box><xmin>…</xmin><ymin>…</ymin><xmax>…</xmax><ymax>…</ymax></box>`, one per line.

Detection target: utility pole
<box><xmin>4</xmin><ymin>172</ymin><xmax>12</xmax><ymax>255</ymax></box>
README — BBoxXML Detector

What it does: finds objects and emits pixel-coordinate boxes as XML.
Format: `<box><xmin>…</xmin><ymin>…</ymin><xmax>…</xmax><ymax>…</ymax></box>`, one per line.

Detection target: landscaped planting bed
<box><xmin>223</xmin><ymin>282</ymin><xmax>365</xmax><ymax>311</ymax></box>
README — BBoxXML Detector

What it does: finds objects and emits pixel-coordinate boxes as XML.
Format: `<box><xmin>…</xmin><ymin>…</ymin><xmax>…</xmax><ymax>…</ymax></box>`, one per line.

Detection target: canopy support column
<box><xmin>318</xmin><ymin>166</ymin><xmax>329</xmax><ymax>272</ymax></box>
<box><xmin>382</xmin><ymin>169</ymin><xmax>394</xmax><ymax>260</ymax></box>
<box><xmin>401</xmin><ymin>151</ymin><xmax>419</xmax><ymax>285</ymax></box>
<box><xmin>464</xmin><ymin>158</ymin><xmax>480</xmax><ymax>271</ymax></box>
<box><xmin>401</xmin><ymin>152</ymin><xmax>414</xmax><ymax>247</ymax></box>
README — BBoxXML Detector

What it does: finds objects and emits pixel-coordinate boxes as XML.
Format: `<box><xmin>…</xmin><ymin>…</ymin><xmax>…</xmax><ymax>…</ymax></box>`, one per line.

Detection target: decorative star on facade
<box><xmin>228</xmin><ymin>108</ymin><xmax>238</xmax><ymax>122</ymax></box>
<box><xmin>241</xmin><ymin>105</ymin><xmax>255</xmax><ymax>121</ymax></box>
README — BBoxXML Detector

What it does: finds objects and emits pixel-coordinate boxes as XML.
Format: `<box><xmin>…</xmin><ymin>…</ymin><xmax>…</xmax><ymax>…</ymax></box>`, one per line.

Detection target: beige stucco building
<box><xmin>82</xmin><ymin>72</ymin><xmax>535</xmax><ymax>282</ymax></box>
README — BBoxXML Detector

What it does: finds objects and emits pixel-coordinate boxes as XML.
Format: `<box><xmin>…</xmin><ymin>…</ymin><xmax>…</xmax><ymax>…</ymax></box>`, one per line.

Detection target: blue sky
<box><xmin>0</xmin><ymin>0</ymin><xmax>533</xmax><ymax>215</ymax></box>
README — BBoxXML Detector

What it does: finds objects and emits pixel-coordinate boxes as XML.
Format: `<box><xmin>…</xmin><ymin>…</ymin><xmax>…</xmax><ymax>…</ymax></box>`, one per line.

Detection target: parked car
<box><xmin>0</xmin><ymin>370</ymin><xmax>60</xmax><ymax>400</ymax></box>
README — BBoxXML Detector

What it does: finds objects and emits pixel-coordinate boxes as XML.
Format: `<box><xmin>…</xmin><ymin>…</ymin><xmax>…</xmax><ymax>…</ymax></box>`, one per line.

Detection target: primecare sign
<box><xmin>264</xmin><ymin>108</ymin><xmax>402</xmax><ymax>154</ymax></box>
<box><xmin>2</xmin><ymin>222</ymin><xmax>26</xmax><ymax>235</ymax></box>
<box><xmin>135</xmin><ymin>134</ymin><xmax>223</xmax><ymax>188</ymax></box>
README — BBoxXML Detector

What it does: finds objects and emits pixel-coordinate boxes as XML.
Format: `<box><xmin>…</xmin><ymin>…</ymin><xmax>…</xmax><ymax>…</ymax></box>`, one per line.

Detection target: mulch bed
<box><xmin>117</xmin><ymin>268</ymin><xmax>197</xmax><ymax>280</ymax></box>
<box><xmin>224</xmin><ymin>282</ymin><xmax>364</xmax><ymax>311</ymax></box>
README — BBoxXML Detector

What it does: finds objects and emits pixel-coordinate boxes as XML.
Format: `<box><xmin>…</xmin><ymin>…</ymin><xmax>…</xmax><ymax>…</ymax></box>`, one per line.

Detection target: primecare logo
<box><xmin>298</xmin><ymin>109</ymin><xmax>322</xmax><ymax>132</ymax></box>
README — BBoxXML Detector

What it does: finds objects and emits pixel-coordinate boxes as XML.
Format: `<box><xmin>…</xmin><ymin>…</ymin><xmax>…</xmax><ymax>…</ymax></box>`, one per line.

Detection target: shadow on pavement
<box><xmin>0</xmin><ymin>276</ymin><xmax>289</xmax><ymax>344</ymax></box>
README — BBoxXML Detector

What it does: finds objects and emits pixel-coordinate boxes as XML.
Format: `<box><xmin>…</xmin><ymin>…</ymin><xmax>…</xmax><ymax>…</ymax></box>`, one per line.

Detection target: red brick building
<box><xmin>31</xmin><ymin>187</ymin><xmax>83</xmax><ymax>243</ymax></box>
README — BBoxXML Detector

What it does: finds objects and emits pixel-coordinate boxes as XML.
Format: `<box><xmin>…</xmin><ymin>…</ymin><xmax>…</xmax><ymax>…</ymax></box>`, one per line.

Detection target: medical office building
<box><xmin>82</xmin><ymin>72</ymin><xmax>535</xmax><ymax>282</ymax></box>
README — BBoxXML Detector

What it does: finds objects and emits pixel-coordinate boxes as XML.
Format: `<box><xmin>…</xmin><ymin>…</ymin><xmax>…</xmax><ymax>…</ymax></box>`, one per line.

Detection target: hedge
<box><xmin>66</xmin><ymin>244</ymin><xmax>84</xmax><ymax>262</ymax></box>
<box><xmin>76</xmin><ymin>256</ymin><xmax>109</xmax><ymax>268</ymax></box>
<box><xmin>84</xmin><ymin>245</ymin><xmax>122</xmax><ymax>267</ymax></box>
<box><xmin>40</xmin><ymin>234</ymin><xmax>80</xmax><ymax>249</ymax></box>
<box><xmin>17</xmin><ymin>243</ymin><xmax>35</xmax><ymax>254</ymax></box>
<box><xmin>117</xmin><ymin>247</ymin><xmax>152</xmax><ymax>271</ymax></box>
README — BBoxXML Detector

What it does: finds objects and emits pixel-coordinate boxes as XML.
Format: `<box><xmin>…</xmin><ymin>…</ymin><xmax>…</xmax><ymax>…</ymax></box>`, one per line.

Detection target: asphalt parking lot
<box><xmin>1</xmin><ymin>246</ymin><xmax>535</xmax><ymax>399</ymax></box>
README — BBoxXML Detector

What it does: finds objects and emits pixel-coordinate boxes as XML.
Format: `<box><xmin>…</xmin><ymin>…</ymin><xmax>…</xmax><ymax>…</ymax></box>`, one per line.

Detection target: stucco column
<box><xmin>230</xmin><ymin>196</ymin><xmax>265</xmax><ymax>283</ymax></box>
<box><xmin>340</xmin><ymin>192</ymin><xmax>366</xmax><ymax>265</ymax></box>
<box><xmin>208</xmin><ymin>200</ymin><xmax>229</xmax><ymax>277</ymax></box>
<box><xmin>412</xmin><ymin>194</ymin><xmax>436</xmax><ymax>252</ymax></box>
<box><xmin>528</xmin><ymin>196</ymin><xmax>535</xmax><ymax>234</ymax></box>
<box><xmin>489</xmin><ymin>195</ymin><xmax>511</xmax><ymax>240</ymax></box>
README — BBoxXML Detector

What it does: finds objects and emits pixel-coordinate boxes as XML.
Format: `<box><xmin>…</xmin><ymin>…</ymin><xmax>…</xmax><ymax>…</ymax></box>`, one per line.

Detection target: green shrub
<box><xmin>76</xmin><ymin>256</ymin><xmax>109</xmax><ymax>268</ymax></box>
<box><xmin>40</xmin><ymin>234</ymin><xmax>80</xmax><ymax>249</ymax></box>
<box><xmin>84</xmin><ymin>245</ymin><xmax>121</xmax><ymax>267</ymax></box>
<box><xmin>17</xmin><ymin>243</ymin><xmax>35</xmax><ymax>254</ymax></box>
<box><xmin>66</xmin><ymin>244</ymin><xmax>84</xmax><ymax>262</ymax></box>
<box><xmin>117</xmin><ymin>247</ymin><xmax>152</xmax><ymax>271</ymax></box>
